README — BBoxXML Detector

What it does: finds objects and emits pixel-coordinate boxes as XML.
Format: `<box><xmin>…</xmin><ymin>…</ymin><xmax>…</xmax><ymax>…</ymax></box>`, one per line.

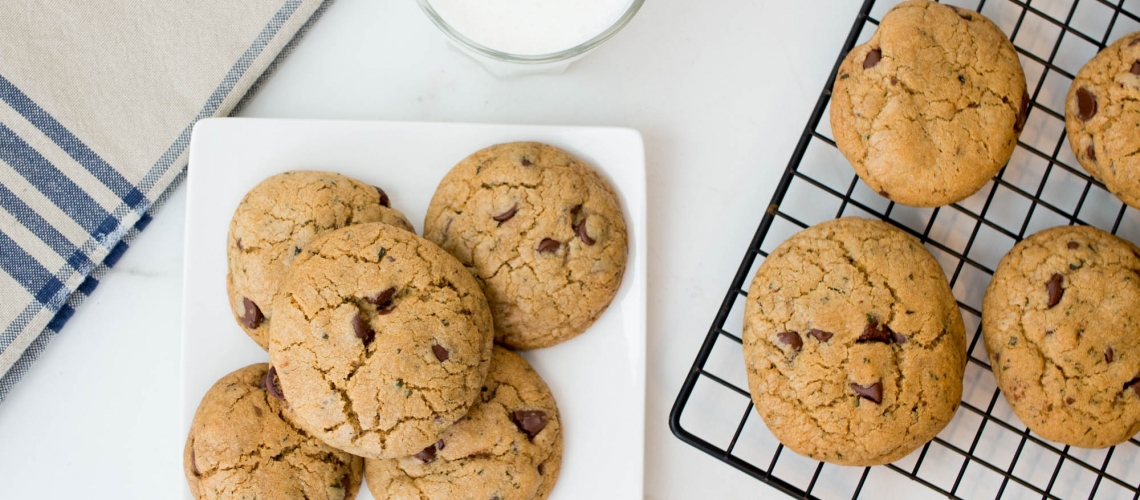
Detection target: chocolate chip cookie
<box><xmin>227</xmin><ymin>170</ymin><xmax>414</xmax><ymax>350</ymax></box>
<box><xmin>269</xmin><ymin>222</ymin><xmax>494</xmax><ymax>459</ymax></box>
<box><xmin>184</xmin><ymin>363</ymin><xmax>363</xmax><ymax>500</ymax></box>
<box><xmin>423</xmin><ymin>142</ymin><xmax>628</xmax><ymax>350</ymax></box>
<box><xmin>983</xmin><ymin>225</ymin><xmax>1140</xmax><ymax>447</ymax></box>
<box><xmin>830</xmin><ymin>0</ymin><xmax>1028</xmax><ymax>207</ymax></box>
<box><xmin>1065</xmin><ymin>32</ymin><xmax>1140</xmax><ymax>208</ymax></box>
<box><xmin>742</xmin><ymin>217</ymin><xmax>966</xmax><ymax>466</ymax></box>
<box><xmin>364</xmin><ymin>346</ymin><xmax>562</xmax><ymax>500</ymax></box>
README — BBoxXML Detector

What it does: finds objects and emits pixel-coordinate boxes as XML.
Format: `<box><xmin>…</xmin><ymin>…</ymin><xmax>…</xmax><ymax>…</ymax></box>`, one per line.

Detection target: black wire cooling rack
<box><xmin>670</xmin><ymin>0</ymin><xmax>1140</xmax><ymax>499</ymax></box>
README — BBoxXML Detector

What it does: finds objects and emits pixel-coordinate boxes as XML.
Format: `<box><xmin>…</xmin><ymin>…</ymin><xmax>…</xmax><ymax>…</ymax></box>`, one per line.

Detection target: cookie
<box><xmin>742</xmin><ymin>217</ymin><xmax>966</xmax><ymax>466</ymax></box>
<box><xmin>423</xmin><ymin>142</ymin><xmax>628</xmax><ymax>350</ymax></box>
<box><xmin>830</xmin><ymin>0</ymin><xmax>1028</xmax><ymax>207</ymax></box>
<box><xmin>982</xmin><ymin>225</ymin><xmax>1140</xmax><ymax>447</ymax></box>
<box><xmin>269</xmin><ymin>222</ymin><xmax>494</xmax><ymax>459</ymax></box>
<box><xmin>227</xmin><ymin>170</ymin><xmax>414</xmax><ymax>350</ymax></box>
<box><xmin>184</xmin><ymin>363</ymin><xmax>363</xmax><ymax>500</ymax></box>
<box><xmin>364</xmin><ymin>346</ymin><xmax>562</xmax><ymax>500</ymax></box>
<box><xmin>1065</xmin><ymin>32</ymin><xmax>1140</xmax><ymax>208</ymax></box>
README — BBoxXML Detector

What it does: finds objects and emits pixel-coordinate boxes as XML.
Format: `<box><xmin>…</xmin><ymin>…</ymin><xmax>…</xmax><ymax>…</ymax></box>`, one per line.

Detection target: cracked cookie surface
<box><xmin>269</xmin><ymin>222</ymin><xmax>494</xmax><ymax>459</ymax></box>
<box><xmin>365</xmin><ymin>347</ymin><xmax>562</xmax><ymax>500</ymax></box>
<box><xmin>830</xmin><ymin>0</ymin><xmax>1027</xmax><ymax>207</ymax></box>
<box><xmin>1065</xmin><ymin>32</ymin><xmax>1140</xmax><ymax>209</ymax></box>
<box><xmin>983</xmin><ymin>225</ymin><xmax>1140</xmax><ymax>447</ymax></box>
<box><xmin>183</xmin><ymin>363</ymin><xmax>363</xmax><ymax>500</ymax></box>
<box><xmin>227</xmin><ymin>170</ymin><xmax>414</xmax><ymax>350</ymax></box>
<box><xmin>423</xmin><ymin>142</ymin><xmax>628</xmax><ymax>350</ymax></box>
<box><xmin>743</xmin><ymin>217</ymin><xmax>966</xmax><ymax>466</ymax></box>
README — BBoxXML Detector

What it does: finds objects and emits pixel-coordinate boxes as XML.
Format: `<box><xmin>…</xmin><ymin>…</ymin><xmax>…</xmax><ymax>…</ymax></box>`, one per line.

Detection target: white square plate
<box><xmin>180</xmin><ymin>118</ymin><xmax>646</xmax><ymax>499</ymax></box>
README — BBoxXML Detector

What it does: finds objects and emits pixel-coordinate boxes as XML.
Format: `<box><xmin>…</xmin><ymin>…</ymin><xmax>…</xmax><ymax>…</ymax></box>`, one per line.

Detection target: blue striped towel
<box><xmin>0</xmin><ymin>0</ymin><xmax>330</xmax><ymax>404</ymax></box>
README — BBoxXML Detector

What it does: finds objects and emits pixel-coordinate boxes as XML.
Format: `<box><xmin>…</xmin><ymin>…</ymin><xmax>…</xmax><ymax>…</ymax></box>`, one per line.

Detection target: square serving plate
<box><xmin>179</xmin><ymin>118</ymin><xmax>646</xmax><ymax>499</ymax></box>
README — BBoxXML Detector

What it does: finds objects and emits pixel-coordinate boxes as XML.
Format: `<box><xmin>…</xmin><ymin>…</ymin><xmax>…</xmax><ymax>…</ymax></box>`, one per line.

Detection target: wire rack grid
<box><xmin>670</xmin><ymin>0</ymin><xmax>1140</xmax><ymax>499</ymax></box>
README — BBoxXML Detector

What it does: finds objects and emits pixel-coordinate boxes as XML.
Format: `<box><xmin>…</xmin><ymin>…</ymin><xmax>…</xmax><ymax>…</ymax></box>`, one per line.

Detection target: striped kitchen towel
<box><xmin>0</xmin><ymin>0</ymin><xmax>330</xmax><ymax>404</ymax></box>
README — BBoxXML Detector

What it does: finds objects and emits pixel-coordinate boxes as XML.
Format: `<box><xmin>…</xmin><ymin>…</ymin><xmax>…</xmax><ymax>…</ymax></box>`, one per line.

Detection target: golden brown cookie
<box><xmin>1065</xmin><ymin>32</ymin><xmax>1140</xmax><ymax>208</ymax></box>
<box><xmin>982</xmin><ymin>225</ymin><xmax>1140</xmax><ymax>448</ymax></box>
<box><xmin>423</xmin><ymin>142</ymin><xmax>628</xmax><ymax>350</ymax></box>
<box><xmin>742</xmin><ymin>217</ymin><xmax>966</xmax><ymax>466</ymax></box>
<box><xmin>269</xmin><ymin>222</ymin><xmax>494</xmax><ymax>459</ymax></box>
<box><xmin>365</xmin><ymin>347</ymin><xmax>562</xmax><ymax>500</ymax></box>
<box><xmin>227</xmin><ymin>170</ymin><xmax>414</xmax><ymax>350</ymax></box>
<box><xmin>183</xmin><ymin>363</ymin><xmax>363</xmax><ymax>500</ymax></box>
<box><xmin>830</xmin><ymin>0</ymin><xmax>1028</xmax><ymax>207</ymax></box>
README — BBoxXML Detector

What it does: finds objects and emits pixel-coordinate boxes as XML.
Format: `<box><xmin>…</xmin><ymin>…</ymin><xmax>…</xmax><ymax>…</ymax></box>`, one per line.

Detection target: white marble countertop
<box><xmin>0</xmin><ymin>0</ymin><xmax>864</xmax><ymax>497</ymax></box>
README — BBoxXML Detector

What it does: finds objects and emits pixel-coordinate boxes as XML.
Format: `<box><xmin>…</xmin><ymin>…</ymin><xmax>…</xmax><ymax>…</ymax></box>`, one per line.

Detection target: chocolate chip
<box><xmin>236</xmin><ymin>238</ymin><xmax>243</xmax><ymax>250</ymax></box>
<box><xmin>1065</xmin><ymin>397</ymin><xmax>1076</xmax><ymax>405</ymax></box>
<box><xmin>890</xmin><ymin>330</ymin><xmax>908</xmax><ymax>344</ymax></box>
<box><xmin>435</xmin><ymin>439</ymin><xmax>445</xmax><ymax>451</ymax></box>
<box><xmin>253</xmin><ymin>405</ymin><xmax>262</xmax><ymax>417</ymax></box>
<box><xmin>1126</xmin><ymin>377</ymin><xmax>1140</xmax><ymax>397</ymax></box>
<box><xmin>1015</xmin><ymin>92</ymin><xmax>1030</xmax><ymax>132</ymax></box>
<box><xmin>776</xmin><ymin>331</ymin><xmax>803</xmax><ymax>351</ymax></box>
<box><xmin>512</xmin><ymin>410</ymin><xmax>549</xmax><ymax>439</ymax></box>
<box><xmin>863</xmin><ymin>48</ymin><xmax>881</xmax><ymax>69</ymax></box>
<box><xmin>1132</xmin><ymin>60</ymin><xmax>1140</xmax><ymax>76</ymax></box>
<box><xmin>366</xmin><ymin>287</ymin><xmax>396</xmax><ymax>315</ymax></box>
<box><xmin>520</xmin><ymin>157</ymin><xmax>533</xmax><ymax>167</ymax></box>
<box><xmin>537</xmin><ymin>238</ymin><xmax>560</xmax><ymax>253</ymax></box>
<box><xmin>878</xmin><ymin>190</ymin><xmax>890</xmax><ymax>198</ymax></box>
<box><xmin>366</xmin><ymin>287</ymin><xmax>396</xmax><ymax>307</ymax></box>
<box><xmin>576</xmin><ymin>220</ymin><xmax>596</xmax><ymax>246</ymax></box>
<box><xmin>1087</xmin><ymin>143</ymin><xmax>1096</xmax><ymax>161</ymax></box>
<box><xmin>432</xmin><ymin>343</ymin><xmax>450</xmax><ymax>362</ymax></box>
<box><xmin>374</xmin><ymin>186</ymin><xmax>390</xmax><ymax>207</ymax></box>
<box><xmin>1106</xmin><ymin>347</ymin><xmax>1115</xmax><ymax>363</ymax></box>
<box><xmin>340</xmin><ymin>473</ymin><xmax>351</xmax><ymax>491</ymax></box>
<box><xmin>261</xmin><ymin>367</ymin><xmax>285</xmax><ymax>402</ymax></box>
<box><xmin>414</xmin><ymin>442</ymin><xmax>438</xmax><ymax>463</ymax></box>
<box><xmin>353</xmin><ymin>312</ymin><xmax>375</xmax><ymax>345</ymax></box>
<box><xmin>1076</xmin><ymin>88</ymin><xmax>1097</xmax><ymax>121</ymax></box>
<box><xmin>241</xmin><ymin>298</ymin><xmax>264</xmax><ymax>329</ymax></box>
<box><xmin>1046</xmin><ymin>273</ymin><xmax>1064</xmax><ymax>308</ymax></box>
<box><xmin>851</xmin><ymin>382</ymin><xmax>883</xmax><ymax>404</ymax></box>
<box><xmin>493</xmin><ymin>204</ymin><xmax>518</xmax><ymax>222</ymax></box>
<box><xmin>191</xmin><ymin>448</ymin><xmax>200</xmax><ymax>476</ymax></box>
<box><xmin>958</xmin><ymin>74</ymin><xmax>965</xmax><ymax>84</ymax></box>
<box><xmin>808</xmin><ymin>329</ymin><xmax>833</xmax><ymax>342</ymax></box>
<box><xmin>858</xmin><ymin>319</ymin><xmax>894</xmax><ymax>344</ymax></box>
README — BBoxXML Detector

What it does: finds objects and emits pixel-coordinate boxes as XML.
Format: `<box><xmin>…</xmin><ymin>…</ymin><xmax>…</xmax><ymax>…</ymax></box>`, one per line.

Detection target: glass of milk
<box><xmin>416</xmin><ymin>0</ymin><xmax>644</xmax><ymax>77</ymax></box>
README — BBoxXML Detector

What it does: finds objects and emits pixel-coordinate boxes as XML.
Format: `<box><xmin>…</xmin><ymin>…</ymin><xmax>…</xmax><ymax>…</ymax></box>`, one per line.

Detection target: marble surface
<box><xmin>0</xmin><ymin>0</ymin><xmax>863</xmax><ymax>497</ymax></box>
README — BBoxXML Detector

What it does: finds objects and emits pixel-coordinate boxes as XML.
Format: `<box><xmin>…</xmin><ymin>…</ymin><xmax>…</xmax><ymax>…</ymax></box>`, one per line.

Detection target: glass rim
<box><xmin>415</xmin><ymin>0</ymin><xmax>645</xmax><ymax>64</ymax></box>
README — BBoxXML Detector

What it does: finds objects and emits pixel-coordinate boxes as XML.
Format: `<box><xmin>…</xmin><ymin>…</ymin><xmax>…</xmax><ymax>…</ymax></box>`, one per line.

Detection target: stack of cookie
<box><xmin>743</xmin><ymin>0</ymin><xmax>1140</xmax><ymax>466</ymax></box>
<box><xmin>184</xmin><ymin>142</ymin><xmax>628</xmax><ymax>499</ymax></box>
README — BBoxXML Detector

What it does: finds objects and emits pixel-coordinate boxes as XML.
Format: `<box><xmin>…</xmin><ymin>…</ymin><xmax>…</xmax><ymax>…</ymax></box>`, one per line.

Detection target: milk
<box><xmin>427</xmin><ymin>0</ymin><xmax>635</xmax><ymax>55</ymax></box>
